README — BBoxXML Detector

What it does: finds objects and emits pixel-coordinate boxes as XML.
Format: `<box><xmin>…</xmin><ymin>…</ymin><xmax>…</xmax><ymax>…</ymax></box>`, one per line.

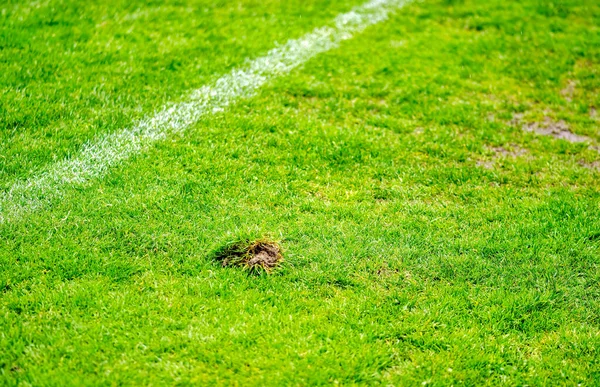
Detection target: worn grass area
<box><xmin>1</xmin><ymin>0</ymin><xmax>600</xmax><ymax>385</ymax></box>
<box><xmin>213</xmin><ymin>237</ymin><xmax>284</xmax><ymax>274</ymax></box>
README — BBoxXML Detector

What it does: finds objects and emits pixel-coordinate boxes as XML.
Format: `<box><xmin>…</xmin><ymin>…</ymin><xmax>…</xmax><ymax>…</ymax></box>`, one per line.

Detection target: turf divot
<box><xmin>214</xmin><ymin>239</ymin><xmax>283</xmax><ymax>275</ymax></box>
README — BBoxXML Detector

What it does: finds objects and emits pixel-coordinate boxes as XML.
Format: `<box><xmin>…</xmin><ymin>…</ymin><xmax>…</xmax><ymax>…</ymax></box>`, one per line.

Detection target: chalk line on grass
<box><xmin>0</xmin><ymin>0</ymin><xmax>411</xmax><ymax>224</ymax></box>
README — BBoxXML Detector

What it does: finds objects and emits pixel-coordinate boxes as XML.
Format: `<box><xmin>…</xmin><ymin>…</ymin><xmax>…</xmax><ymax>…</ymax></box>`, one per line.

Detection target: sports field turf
<box><xmin>1</xmin><ymin>0</ymin><xmax>600</xmax><ymax>384</ymax></box>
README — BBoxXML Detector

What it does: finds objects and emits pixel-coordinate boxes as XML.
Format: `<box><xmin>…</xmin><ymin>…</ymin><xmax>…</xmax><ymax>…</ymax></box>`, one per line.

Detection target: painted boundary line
<box><xmin>0</xmin><ymin>0</ymin><xmax>411</xmax><ymax>224</ymax></box>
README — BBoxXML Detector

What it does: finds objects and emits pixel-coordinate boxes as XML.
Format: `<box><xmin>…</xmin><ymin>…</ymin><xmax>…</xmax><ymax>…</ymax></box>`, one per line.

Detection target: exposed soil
<box><xmin>490</xmin><ymin>145</ymin><xmax>528</xmax><ymax>157</ymax></box>
<box><xmin>376</xmin><ymin>264</ymin><xmax>399</xmax><ymax>277</ymax></box>
<box><xmin>476</xmin><ymin>160</ymin><xmax>495</xmax><ymax>169</ymax></box>
<box><xmin>510</xmin><ymin>112</ymin><xmax>524</xmax><ymax>126</ymax></box>
<box><xmin>578</xmin><ymin>160</ymin><xmax>600</xmax><ymax>171</ymax></box>
<box><xmin>561</xmin><ymin>80</ymin><xmax>577</xmax><ymax>102</ymax></box>
<box><xmin>214</xmin><ymin>239</ymin><xmax>283</xmax><ymax>274</ymax></box>
<box><xmin>521</xmin><ymin>116</ymin><xmax>590</xmax><ymax>143</ymax></box>
<box><xmin>477</xmin><ymin>144</ymin><xmax>529</xmax><ymax>169</ymax></box>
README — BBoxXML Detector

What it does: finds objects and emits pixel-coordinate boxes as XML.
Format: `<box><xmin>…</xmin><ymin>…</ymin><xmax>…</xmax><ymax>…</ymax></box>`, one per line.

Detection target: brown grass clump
<box><xmin>213</xmin><ymin>239</ymin><xmax>283</xmax><ymax>275</ymax></box>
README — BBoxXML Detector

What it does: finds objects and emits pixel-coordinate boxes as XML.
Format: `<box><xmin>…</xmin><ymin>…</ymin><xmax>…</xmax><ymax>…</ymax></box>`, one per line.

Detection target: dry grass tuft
<box><xmin>213</xmin><ymin>238</ymin><xmax>283</xmax><ymax>275</ymax></box>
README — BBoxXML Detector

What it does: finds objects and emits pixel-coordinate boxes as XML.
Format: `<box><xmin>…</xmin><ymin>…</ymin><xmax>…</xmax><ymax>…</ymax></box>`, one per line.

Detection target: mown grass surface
<box><xmin>1</xmin><ymin>0</ymin><xmax>600</xmax><ymax>385</ymax></box>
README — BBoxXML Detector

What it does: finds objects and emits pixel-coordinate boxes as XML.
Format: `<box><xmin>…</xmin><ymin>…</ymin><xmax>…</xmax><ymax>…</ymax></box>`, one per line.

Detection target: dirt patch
<box><xmin>213</xmin><ymin>239</ymin><xmax>283</xmax><ymax>274</ymax></box>
<box><xmin>578</xmin><ymin>160</ymin><xmax>600</xmax><ymax>171</ymax></box>
<box><xmin>476</xmin><ymin>160</ymin><xmax>495</xmax><ymax>169</ymax></box>
<box><xmin>591</xmin><ymin>107</ymin><xmax>598</xmax><ymax>121</ymax></box>
<box><xmin>521</xmin><ymin>116</ymin><xmax>590</xmax><ymax>143</ymax></box>
<box><xmin>489</xmin><ymin>145</ymin><xmax>528</xmax><ymax>158</ymax></box>
<box><xmin>376</xmin><ymin>264</ymin><xmax>399</xmax><ymax>277</ymax></box>
<box><xmin>510</xmin><ymin>112</ymin><xmax>525</xmax><ymax>126</ymax></box>
<box><xmin>561</xmin><ymin>80</ymin><xmax>577</xmax><ymax>102</ymax></box>
<box><xmin>477</xmin><ymin>144</ymin><xmax>528</xmax><ymax>169</ymax></box>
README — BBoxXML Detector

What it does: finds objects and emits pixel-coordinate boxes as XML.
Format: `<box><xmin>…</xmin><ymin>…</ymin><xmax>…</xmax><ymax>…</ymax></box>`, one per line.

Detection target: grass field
<box><xmin>1</xmin><ymin>0</ymin><xmax>600</xmax><ymax>384</ymax></box>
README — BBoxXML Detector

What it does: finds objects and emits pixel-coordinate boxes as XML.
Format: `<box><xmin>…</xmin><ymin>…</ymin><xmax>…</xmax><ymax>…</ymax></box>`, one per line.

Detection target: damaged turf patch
<box><xmin>519</xmin><ymin>115</ymin><xmax>590</xmax><ymax>143</ymax></box>
<box><xmin>510</xmin><ymin>113</ymin><xmax>600</xmax><ymax>158</ymax></box>
<box><xmin>560</xmin><ymin>80</ymin><xmax>577</xmax><ymax>102</ymax></box>
<box><xmin>213</xmin><ymin>239</ymin><xmax>283</xmax><ymax>275</ymax></box>
<box><xmin>578</xmin><ymin>160</ymin><xmax>600</xmax><ymax>172</ymax></box>
<box><xmin>476</xmin><ymin>144</ymin><xmax>529</xmax><ymax>169</ymax></box>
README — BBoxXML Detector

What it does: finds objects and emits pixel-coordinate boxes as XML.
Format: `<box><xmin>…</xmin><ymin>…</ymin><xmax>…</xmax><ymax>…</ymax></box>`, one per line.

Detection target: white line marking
<box><xmin>0</xmin><ymin>0</ymin><xmax>411</xmax><ymax>224</ymax></box>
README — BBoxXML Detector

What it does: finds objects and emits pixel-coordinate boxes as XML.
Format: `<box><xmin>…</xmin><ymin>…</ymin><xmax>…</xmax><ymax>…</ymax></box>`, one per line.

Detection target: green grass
<box><xmin>1</xmin><ymin>0</ymin><xmax>600</xmax><ymax>385</ymax></box>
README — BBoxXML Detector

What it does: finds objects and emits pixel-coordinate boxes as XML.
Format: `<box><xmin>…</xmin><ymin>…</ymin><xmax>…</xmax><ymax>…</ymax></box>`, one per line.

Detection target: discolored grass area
<box><xmin>213</xmin><ymin>238</ymin><xmax>283</xmax><ymax>274</ymax></box>
<box><xmin>1</xmin><ymin>0</ymin><xmax>600</xmax><ymax>385</ymax></box>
